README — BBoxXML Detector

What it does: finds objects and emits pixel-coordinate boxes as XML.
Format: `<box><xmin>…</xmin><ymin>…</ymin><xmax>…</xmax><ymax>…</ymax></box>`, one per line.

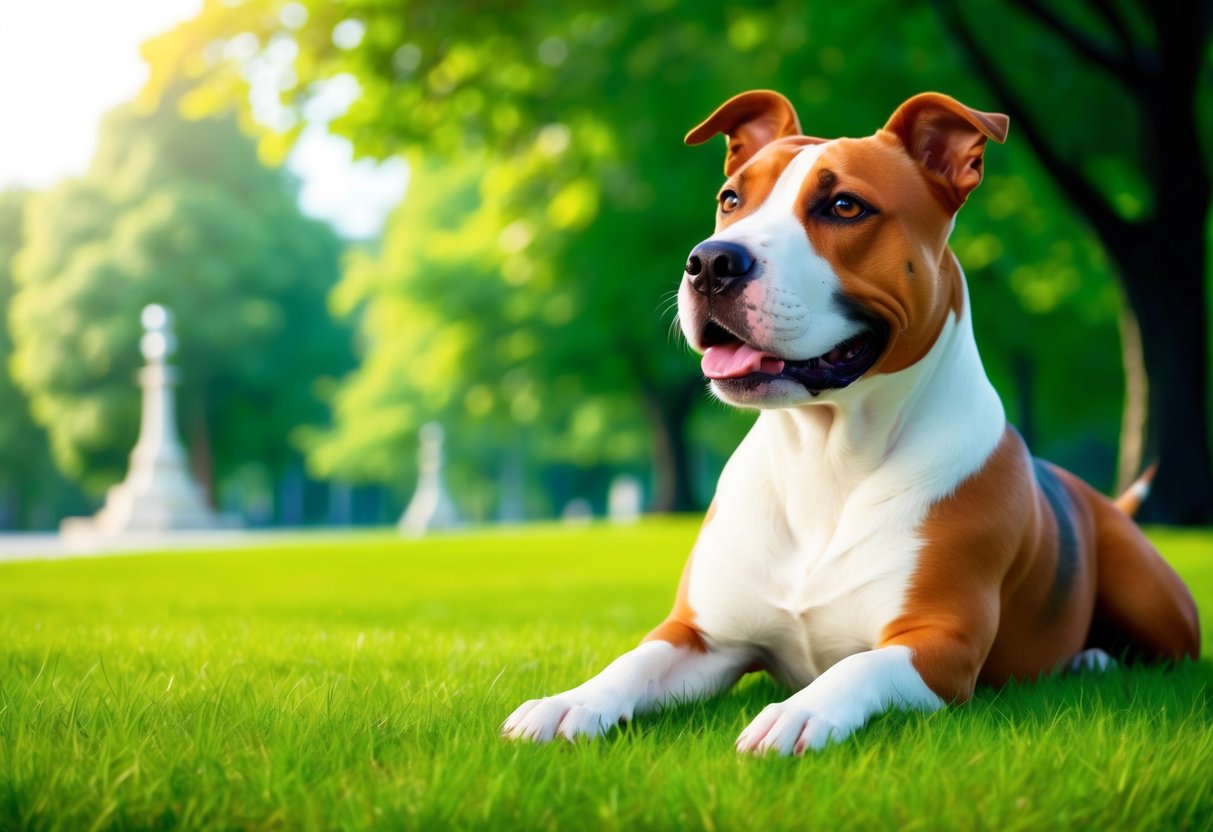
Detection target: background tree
<box><xmin>143</xmin><ymin>0</ymin><xmax>1184</xmax><ymax>515</ymax></box>
<box><xmin>933</xmin><ymin>0</ymin><xmax>1213</xmax><ymax>522</ymax></box>
<box><xmin>300</xmin><ymin>156</ymin><xmax>656</xmax><ymax>518</ymax></box>
<box><xmin>0</xmin><ymin>189</ymin><xmax>84</xmax><ymax>528</ymax></box>
<box><xmin>9</xmin><ymin>94</ymin><xmax>352</xmax><ymax>510</ymax></box>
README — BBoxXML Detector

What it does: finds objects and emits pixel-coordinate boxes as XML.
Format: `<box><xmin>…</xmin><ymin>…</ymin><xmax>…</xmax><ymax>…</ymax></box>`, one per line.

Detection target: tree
<box><xmin>9</xmin><ymin>95</ymin><xmax>351</xmax><ymax>505</ymax></box>
<box><xmin>301</xmin><ymin>156</ymin><xmax>656</xmax><ymax>516</ymax></box>
<box><xmin>143</xmin><ymin>0</ymin><xmax>1155</xmax><ymax>513</ymax></box>
<box><xmin>0</xmin><ymin>189</ymin><xmax>83</xmax><ymax>528</ymax></box>
<box><xmin>932</xmin><ymin>0</ymin><xmax>1213</xmax><ymax>521</ymax></box>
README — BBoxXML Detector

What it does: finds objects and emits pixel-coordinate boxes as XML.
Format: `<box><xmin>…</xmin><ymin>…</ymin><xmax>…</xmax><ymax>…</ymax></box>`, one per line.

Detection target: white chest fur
<box><xmin>687</xmin><ymin>309</ymin><xmax>1006</xmax><ymax>690</ymax></box>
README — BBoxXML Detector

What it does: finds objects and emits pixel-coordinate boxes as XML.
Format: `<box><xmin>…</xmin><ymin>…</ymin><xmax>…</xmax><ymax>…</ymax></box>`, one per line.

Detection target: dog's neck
<box><xmin>758</xmin><ymin>265</ymin><xmax>1006</xmax><ymax>494</ymax></box>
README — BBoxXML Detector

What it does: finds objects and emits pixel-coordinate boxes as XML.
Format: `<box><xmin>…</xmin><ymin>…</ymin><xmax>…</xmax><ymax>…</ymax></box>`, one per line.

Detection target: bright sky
<box><xmin>0</xmin><ymin>0</ymin><xmax>406</xmax><ymax>238</ymax></box>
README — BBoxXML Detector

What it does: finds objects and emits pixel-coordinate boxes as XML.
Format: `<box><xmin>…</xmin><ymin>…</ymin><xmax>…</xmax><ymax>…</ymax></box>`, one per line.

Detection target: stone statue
<box><xmin>398</xmin><ymin>422</ymin><xmax>460</xmax><ymax>536</ymax></box>
<box><xmin>60</xmin><ymin>305</ymin><xmax>240</xmax><ymax>539</ymax></box>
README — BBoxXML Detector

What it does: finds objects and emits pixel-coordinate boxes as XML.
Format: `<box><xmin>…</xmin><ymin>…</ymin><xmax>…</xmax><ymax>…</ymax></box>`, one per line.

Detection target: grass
<box><xmin>1</xmin><ymin>519</ymin><xmax>1211</xmax><ymax>831</ymax></box>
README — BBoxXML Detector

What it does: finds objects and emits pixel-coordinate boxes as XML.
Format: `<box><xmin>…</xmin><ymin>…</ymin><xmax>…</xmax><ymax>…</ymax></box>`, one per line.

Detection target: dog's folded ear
<box><xmin>883</xmin><ymin>93</ymin><xmax>1009</xmax><ymax>213</ymax></box>
<box><xmin>685</xmin><ymin>90</ymin><xmax>802</xmax><ymax>176</ymax></box>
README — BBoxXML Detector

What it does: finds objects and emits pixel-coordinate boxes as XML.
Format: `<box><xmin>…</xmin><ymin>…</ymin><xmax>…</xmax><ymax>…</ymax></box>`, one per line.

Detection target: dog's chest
<box><xmin>686</xmin><ymin>431</ymin><xmax>930</xmax><ymax>690</ymax></box>
<box><xmin>692</xmin><ymin>527</ymin><xmax>923</xmax><ymax>689</ymax></box>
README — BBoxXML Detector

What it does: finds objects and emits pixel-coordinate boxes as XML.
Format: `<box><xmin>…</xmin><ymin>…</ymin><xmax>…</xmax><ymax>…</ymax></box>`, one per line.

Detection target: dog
<box><xmin>502</xmin><ymin>91</ymin><xmax>1200</xmax><ymax>755</ymax></box>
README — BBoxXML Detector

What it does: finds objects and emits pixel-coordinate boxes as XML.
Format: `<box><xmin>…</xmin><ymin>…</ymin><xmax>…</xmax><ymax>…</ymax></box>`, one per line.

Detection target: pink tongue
<box><xmin>702</xmin><ymin>343</ymin><xmax>786</xmax><ymax>379</ymax></box>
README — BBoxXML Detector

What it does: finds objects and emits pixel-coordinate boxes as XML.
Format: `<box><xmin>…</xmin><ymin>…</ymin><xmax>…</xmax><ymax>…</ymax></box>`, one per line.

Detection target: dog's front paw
<box><xmin>501</xmin><ymin>695</ymin><xmax>631</xmax><ymax>744</ymax></box>
<box><xmin>735</xmin><ymin>700</ymin><xmax>858</xmax><ymax>756</ymax></box>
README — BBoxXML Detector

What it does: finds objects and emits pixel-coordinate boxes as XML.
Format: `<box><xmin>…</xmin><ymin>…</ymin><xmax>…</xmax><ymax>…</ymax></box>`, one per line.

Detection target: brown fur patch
<box><xmin>880</xmin><ymin>427</ymin><xmax>1096</xmax><ymax>701</ymax></box>
<box><xmin>882</xmin><ymin>425</ymin><xmax>1199</xmax><ymax>702</ymax></box>
<box><xmin>799</xmin><ymin>135</ymin><xmax>964</xmax><ymax>375</ymax></box>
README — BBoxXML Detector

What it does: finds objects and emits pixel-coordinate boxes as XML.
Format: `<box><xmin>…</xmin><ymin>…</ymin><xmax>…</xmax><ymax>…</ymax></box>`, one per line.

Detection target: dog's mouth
<box><xmin>699</xmin><ymin>319</ymin><xmax>890</xmax><ymax>395</ymax></box>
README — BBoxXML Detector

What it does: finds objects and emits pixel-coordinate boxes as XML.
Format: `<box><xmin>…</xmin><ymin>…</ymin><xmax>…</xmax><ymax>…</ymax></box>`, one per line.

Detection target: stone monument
<box><xmin>607</xmin><ymin>474</ymin><xmax>643</xmax><ymax>523</ymax></box>
<box><xmin>60</xmin><ymin>305</ymin><xmax>240</xmax><ymax>540</ymax></box>
<box><xmin>398</xmin><ymin>422</ymin><xmax>461</xmax><ymax>536</ymax></box>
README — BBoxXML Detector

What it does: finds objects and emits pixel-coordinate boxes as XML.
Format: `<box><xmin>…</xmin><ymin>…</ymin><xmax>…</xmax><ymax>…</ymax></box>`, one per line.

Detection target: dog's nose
<box><xmin>684</xmin><ymin>241</ymin><xmax>756</xmax><ymax>296</ymax></box>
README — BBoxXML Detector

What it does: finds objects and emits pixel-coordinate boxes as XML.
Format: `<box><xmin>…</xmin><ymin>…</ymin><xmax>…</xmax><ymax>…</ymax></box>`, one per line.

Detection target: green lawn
<box><xmin>1</xmin><ymin>520</ymin><xmax>1211</xmax><ymax>831</ymax></box>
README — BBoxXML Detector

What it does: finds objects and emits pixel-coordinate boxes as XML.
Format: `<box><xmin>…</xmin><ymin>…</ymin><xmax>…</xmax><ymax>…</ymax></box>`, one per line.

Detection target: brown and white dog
<box><xmin>502</xmin><ymin>91</ymin><xmax>1201</xmax><ymax>755</ymax></box>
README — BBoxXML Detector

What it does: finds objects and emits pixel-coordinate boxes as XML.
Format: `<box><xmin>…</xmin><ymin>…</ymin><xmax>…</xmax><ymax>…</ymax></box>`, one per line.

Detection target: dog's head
<box><xmin>678</xmin><ymin>91</ymin><xmax>1008</xmax><ymax>408</ymax></box>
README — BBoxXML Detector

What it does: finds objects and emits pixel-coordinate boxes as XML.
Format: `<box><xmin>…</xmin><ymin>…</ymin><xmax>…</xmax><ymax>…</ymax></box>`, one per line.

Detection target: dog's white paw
<box><xmin>735</xmin><ymin>700</ymin><xmax>857</xmax><ymax>756</ymax></box>
<box><xmin>1068</xmin><ymin>648</ymin><xmax>1116</xmax><ymax>673</ymax></box>
<box><xmin>736</xmin><ymin>647</ymin><xmax>946</xmax><ymax>756</ymax></box>
<box><xmin>501</xmin><ymin>695</ymin><xmax>632</xmax><ymax>743</ymax></box>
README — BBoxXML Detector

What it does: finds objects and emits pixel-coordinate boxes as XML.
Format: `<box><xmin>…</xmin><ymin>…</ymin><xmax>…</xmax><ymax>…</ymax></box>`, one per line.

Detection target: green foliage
<box><xmin>144</xmin><ymin>0</ymin><xmax>1165</xmax><ymax>498</ymax></box>
<box><xmin>304</xmin><ymin>155</ymin><xmax>652</xmax><ymax>501</ymax></box>
<box><xmin>0</xmin><ymin>189</ymin><xmax>81</xmax><ymax>523</ymax></box>
<box><xmin>0</xmin><ymin>189</ymin><xmax>42</xmax><ymax>472</ymax></box>
<box><xmin>1</xmin><ymin>522</ymin><xmax>1211</xmax><ymax>828</ymax></box>
<box><xmin>8</xmin><ymin>96</ymin><xmax>352</xmax><ymax>496</ymax></box>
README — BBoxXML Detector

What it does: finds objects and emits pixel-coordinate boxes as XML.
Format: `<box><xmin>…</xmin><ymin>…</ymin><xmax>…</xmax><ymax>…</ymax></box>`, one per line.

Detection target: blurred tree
<box><xmin>933</xmin><ymin>0</ymin><xmax>1213</xmax><ymax>521</ymax></box>
<box><xmin>9</xmin><ymin>95</ymin><xmax>351</xmax><ymax>505</ymax></box>
<box><xmin>300</xmin><ymin>157</ymin><xmax>653</xmax><ymax>516</ymax></box>
<box><xmin>0</xmin><ymin>189</ymin><xmax>83</xmax><ymax>528</ymax></box>
<box><xmin>144</xmin><ymin>0</ymin><xmax>1159</xmax><ymax>513</ymax></box>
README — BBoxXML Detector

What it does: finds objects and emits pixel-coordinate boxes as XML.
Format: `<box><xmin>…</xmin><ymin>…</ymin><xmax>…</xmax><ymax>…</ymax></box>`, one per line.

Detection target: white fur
<box><xmin>735</xmin><ymin>646</ymin><xmax>944</xmax><ymax>754</ymax></box>
<box><xmin>1068</xmin><ymin>648</ymin><xmax>1116</xmax><ymax>673</ymax></box>
<box><xmin>702</xmin><ymin>293</ymin><xmax>1003</xmax><ymax>754</ymax></box>
<box><xmin>689</xmin><ymin>292</ymin><xmax>1004</xmax><ymax>692</ymax></box>
<box><xmin>1126</xmin><ymin>479</ymin><xmax>1151</xmax><ymax>502</ymax></box>
<box><xmin>501</xmin><ymin>641</ymin><xmax>747</xmax><ymax>743</ymax></box>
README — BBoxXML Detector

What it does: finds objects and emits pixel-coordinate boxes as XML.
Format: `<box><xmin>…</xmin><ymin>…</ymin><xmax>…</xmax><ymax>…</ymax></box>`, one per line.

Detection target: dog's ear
<box><xmin>685</xmin><ymin>90</ymin><xmax>802</xmax><ymax>176</ymax></box>
<box><xmin>883</xmin><ymin>93</ymin><xmax>1009</xmax><ymax>212</ymax></box>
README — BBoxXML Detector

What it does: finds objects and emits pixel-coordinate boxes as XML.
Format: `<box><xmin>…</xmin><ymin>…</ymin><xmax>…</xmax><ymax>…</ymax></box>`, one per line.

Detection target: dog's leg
<box><xmin>1085</xmin><ymin>492</ymin><xmax>1200</xmax><ymax>663</ymax></box>
<box><xmin>502</xmin><ymin>640</ymin><xmax>745</xmax><ymax>743</ymax></box>
<box><xmin>735</xmin><ymin>645</ymin><xmax>947</xmax><ymax>756</ymax></box>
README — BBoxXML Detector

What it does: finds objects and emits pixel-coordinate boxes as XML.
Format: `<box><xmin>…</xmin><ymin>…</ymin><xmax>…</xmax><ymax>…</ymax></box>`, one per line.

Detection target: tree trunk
<box><xmin>1125</xmin><ymin>3</ymin><xmax>1213</xmax><ymax>522</ymax></box>
<box><xmin>188</xmin><ymin>398</ymin><xmax>216</xmax><ymax>509</ymax></box>
<box><xmin>1116</xmin><ymin>223</ymin><xmax>1213</xmax><ymax>524</ymax></box>
<box><xmin>642</xmin><ymin>382</ymin><xmax>700</xmax><ymax>512</ymax></box>
<box><xmin>1010</xmin><ymin>349</ymin><xmax>1035</xmax><ymax>450</ymax></box>
<box><xmin>933</xmin><ymin>0</ymin><xmax>1213</xmax><ymax>523</ymax></box>
<box><xmin>0</xmin><ymin>485</ymin><xmax>14</xmax><ymax>530</ymax></box>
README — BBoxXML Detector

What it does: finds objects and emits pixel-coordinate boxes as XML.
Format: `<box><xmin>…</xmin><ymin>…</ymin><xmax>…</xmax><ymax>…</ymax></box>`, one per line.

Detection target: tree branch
<box><xmin>1083</xmin><ymin>0</ymin><xmax>1161</xmax><ymax>78</ymax></box>
<box><xmin>1008</xmin><ymin>0</ymin><xmax>1142</xmax><ymax>89</ymax></box>
<box><xmin>933</xmin><ymin>0</ymin><xmax>1131</xmax><ymax>248</ymax></box>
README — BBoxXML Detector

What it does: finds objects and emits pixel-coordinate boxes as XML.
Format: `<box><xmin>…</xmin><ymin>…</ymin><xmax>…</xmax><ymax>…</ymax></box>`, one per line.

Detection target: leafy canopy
<box><xmin>145</xmin><ymin>0</ymin><xmax>1131</xmax><ymax>497</ymax></box>
<box><xmin>9</xmin><ymin>94</ymin><xmax>350</xmax><ymax>494</ymax></box>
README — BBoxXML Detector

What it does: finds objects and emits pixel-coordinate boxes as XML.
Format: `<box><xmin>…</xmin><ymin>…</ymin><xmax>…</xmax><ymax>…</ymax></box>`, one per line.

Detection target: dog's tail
<box><xmin>1113</xmin><ymin>461</ymin><xmax>1158</xmax><ymax>517</ymax></box>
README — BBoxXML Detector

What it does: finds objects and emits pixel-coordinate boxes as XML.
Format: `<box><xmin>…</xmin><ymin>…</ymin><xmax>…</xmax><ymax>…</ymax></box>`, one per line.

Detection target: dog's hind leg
<box><xmin>1077</xmin><ymin>483</ymin><xmax>1201</xmax><ymax>663</ymax></box>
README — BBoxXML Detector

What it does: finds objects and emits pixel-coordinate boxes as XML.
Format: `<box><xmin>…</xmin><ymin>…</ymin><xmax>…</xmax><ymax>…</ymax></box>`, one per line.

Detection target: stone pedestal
<box><xmin>60</xmin><ymin>305</ymin><xmax>240</xmax><ymax>541</ymax></box>
<box><xmin>398</xmin><ymin>422</ymin><xmax>460</xmax><ymax>536</ymax></box>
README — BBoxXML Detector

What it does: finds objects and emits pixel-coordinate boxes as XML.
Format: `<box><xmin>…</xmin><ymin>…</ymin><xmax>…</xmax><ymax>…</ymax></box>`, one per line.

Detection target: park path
<box><xmin>0</xmin><ymin>529</ymin><xmax>372</xmax><ymax>563</ymax></box>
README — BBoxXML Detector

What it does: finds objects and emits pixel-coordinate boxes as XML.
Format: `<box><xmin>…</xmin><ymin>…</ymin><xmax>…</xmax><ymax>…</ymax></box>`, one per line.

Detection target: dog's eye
<box><xmin>828</xmin><ymin>196</ymin><xmax>869</xmax><ymax>220</ymax></box>
<box><xmin>719</xmin><ymin>190</ymin><xmax>740</xmax><ymax>213</ymax></box>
